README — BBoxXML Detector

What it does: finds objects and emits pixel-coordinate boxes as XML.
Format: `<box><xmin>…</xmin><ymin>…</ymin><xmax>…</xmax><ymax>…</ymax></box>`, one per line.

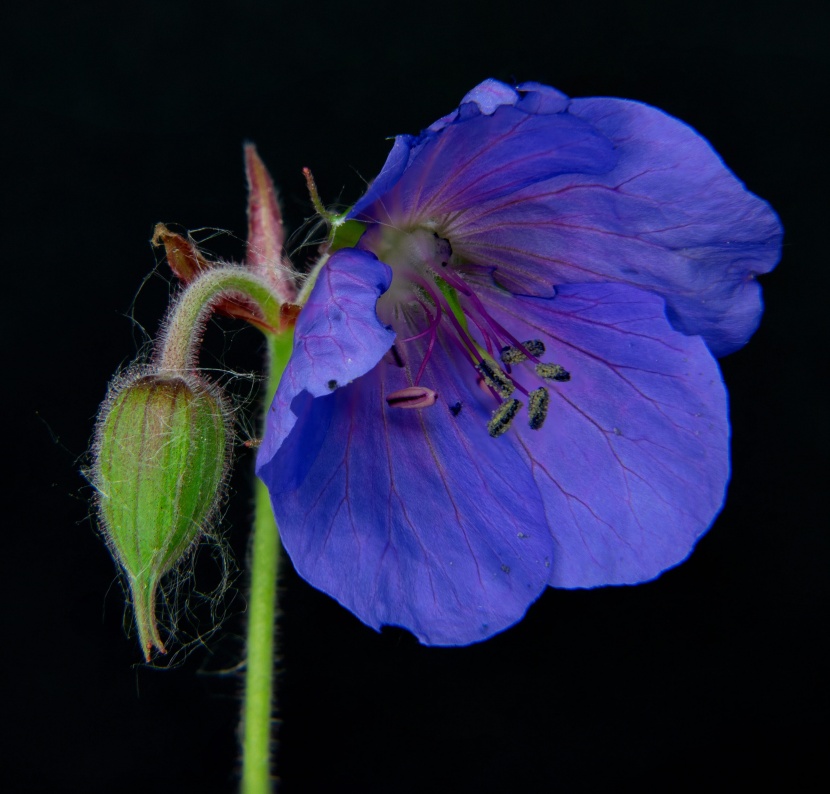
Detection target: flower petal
<box><xmin>352</xmin><ymin>103</ymin><xmax>616</xmax><ymax>229</ymax></box>
<box><xmin>431</xmin><ymin>79</ymin><xmax>569</xmax><ymax>132</ymax></box>
<box><xmin>351</xmin><ymin>79</ymin><xmax>557</xmax><ymax>217</ymax></box>
<box><xmin>256</xmin><ymin>248</ymin><xmax>395</xmax><ymax>467</ymax></box>
<box><xmin>458</xmin><ymin>78</ymin><xmax>521</xmax><ymax>115</ymax></box>
<box><xmin>258</xmin><ymin>323</ymin><xmax>555</xmax><ymax>645</ymax></box>
<box><xmin>515</xmin><ymin>81</ymin><xmax>570</xmax><ymax>114</ymax></box>
<box><xmin>476</xmin><ymin>280</ymin><xmax>730</xmax><ymax>587</ymax></box>
<box><xmin>451</xmin><ymin>98</ymin><xmax>782</xmax><ymax>356</ymax></box>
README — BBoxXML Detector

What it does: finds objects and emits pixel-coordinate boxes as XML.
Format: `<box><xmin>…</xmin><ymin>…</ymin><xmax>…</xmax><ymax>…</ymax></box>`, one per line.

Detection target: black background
<box><xmin>3</xmin><ymin>1</ymin><xmax>826</xmax><ymax>791</ymax></box>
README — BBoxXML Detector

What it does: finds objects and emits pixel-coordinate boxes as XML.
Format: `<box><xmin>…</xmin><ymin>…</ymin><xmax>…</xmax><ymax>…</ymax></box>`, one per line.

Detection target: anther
<box><xmin>500</xmin><ymin>339</ymin><xmax>546</xmax><ymax>364</ymax></box>
<box><xmin>535</xmin><ymin>362</ymin><xmax>571</xmax><ymax>382</ymax></box>
<box><xmin>477</xmin><ymin>359</ymin><xmax>515</xmax><ymax>398</ymax></box>
<box><xmin>528</xmin><ymin>387</ymin><xmax>550</xmax><ymax>430</ymax></box>
<box><xmin>386</xmin><ymin>386</ymin><xmax>438</xmax><ymax>409</ymax></box>
<box><xmin>499</xmin><ymin>345</ymin><xmax>525</xmax><ymax>365</ymax></box>
<box><xmin>487</xmin><ymin>398</ymin><xmax>522</xmax><ymax>438</ymax></box>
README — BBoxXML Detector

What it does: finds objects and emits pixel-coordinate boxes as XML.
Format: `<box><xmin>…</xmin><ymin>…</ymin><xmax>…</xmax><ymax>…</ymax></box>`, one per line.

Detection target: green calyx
<box><xmin>329</xmin><ymin>219</ymin><xmax>365</xmax><ymax>253</ymax></box>
<box><xmin>93</xmin><ymin>371</ymin><xmax>231</xmax><ymax>661</ymax></box>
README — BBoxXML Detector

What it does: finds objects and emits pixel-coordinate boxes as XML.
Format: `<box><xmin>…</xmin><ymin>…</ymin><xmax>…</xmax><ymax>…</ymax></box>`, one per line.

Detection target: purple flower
<box><xmin>257</xmin><ymin>80</ymin><xmax>781</xmax><ymax>645</ymax></box>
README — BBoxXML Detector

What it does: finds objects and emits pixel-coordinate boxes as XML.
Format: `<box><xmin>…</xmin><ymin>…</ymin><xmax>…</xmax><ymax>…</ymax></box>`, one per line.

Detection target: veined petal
<box><xmin>458</xmin><ymin>79</ymin><xmax>521</xmax><ymax>115</ymax></box>
<box><xmin>429</xmin><ymin>79</ymin><xmax>569</xmax><ymax>134</ymax></box>
<box><xmin>352</xmin><ymin>79</ymin><xmax>567</xmax><ymax>219</ymax></box>
<box><xmin>258</xmin><ymin>326</ymin><xmax>554</xmax><ymax>645</ymax></box>
<box><xmin>451</xmin><ymin>98</ymin><xmax>782</xmax><ymax>356</ymax></box>
<box><xmin>476</xmin><ymin>280</ymin><xmax>730</xmax><ymax>588</ymax></box>
<box><xmin>256</xmin><ymin>248</ymin><xmax>395</xmax><ymax>467</ymax></box>
<box><xmin>352</xmin><ymin>103</ymin><xmax>616</xmax><ymax>229</ymax></box>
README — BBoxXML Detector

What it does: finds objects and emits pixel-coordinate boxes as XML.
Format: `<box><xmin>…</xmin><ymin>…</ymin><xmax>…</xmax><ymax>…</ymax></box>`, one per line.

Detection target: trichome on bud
<box><xmin>91</xmin><ymin>369</ymin><xmax>232</xmax><ymax>661</ymax></box>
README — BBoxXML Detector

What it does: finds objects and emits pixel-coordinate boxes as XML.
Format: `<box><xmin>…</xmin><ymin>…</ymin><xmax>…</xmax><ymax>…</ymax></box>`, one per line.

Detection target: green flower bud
<box><xmin>92</xmin><ymin>370</ymin><xmax>232</xmax><ymax>660</ymax></box>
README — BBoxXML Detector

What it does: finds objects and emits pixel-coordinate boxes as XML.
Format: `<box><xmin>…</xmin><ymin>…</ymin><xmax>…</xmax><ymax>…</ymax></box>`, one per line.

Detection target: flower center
<box><xmin>362</xmin><ymin>225</ymin><xmax>570</xmax><ymax>437</ymax></box>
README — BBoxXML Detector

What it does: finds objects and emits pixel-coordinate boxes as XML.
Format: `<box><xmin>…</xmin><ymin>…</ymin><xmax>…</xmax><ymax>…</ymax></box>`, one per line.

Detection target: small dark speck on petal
<box><xmin>450</xmin><ymin>401</ymin><xmax>462</xmax><ymax>416</ymax></box>
<box><xmin>327</xmin><ymin>380</ymin><xmax>338</xmax><ymax>390</ymax></box>
<box><xmin>501</xmin><ymin>564</ymin><xmax>511</xmax><ymax>574</ymax></box>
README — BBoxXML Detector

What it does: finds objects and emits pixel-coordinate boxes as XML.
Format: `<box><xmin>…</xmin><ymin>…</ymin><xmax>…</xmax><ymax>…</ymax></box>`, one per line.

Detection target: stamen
<box><xmin>412</xmin><ymin>300</ymin><xmax>441</xmax><ymax>386</ymax></box>
<box><xmin>445</xmin><ymin>278</ymin><xmax>545</xmax><ymax>368</ymax></box>
<box><xmin>467</xmin><ymin>312</ymin><xmax>497</xmax><ymax>358</ymax></box>
<box><xmin>386</xmin><ymin>386</ymin><xmax>439</xmax><ymax>409</ymax></box>
<box><xmin>417</xmin><ymin>275</ymin><xmax>509</xmax><ymax>403</ymax></box>
<box><xmin>476</xmin><ymin>375</ymin><xmax>499</xmax><ymax>399</ymax></box>
<box><xmin>536</xmin><ymin>363</ymin><xmax>571</xmax><ymax>382</ymax></box>
<box><xmin>488</xmin><ymin>398</ymin><xmax>523</xmax><ymax>438</ymax></box>
<box><xmin>528</xmin><ymin>387</ymin><xmax>550</xmax><ymax>430</ymax></box>
<box><xmin>500</xmin><ymin>339</ymin><xmax>546</xmax><ymax>365</ymax></box>
<box><xmin>432</xmin><ymin>264</ymin><xmax>472</xmax><ymax>296</ymax></box>
<box><xmin>375</xmin><ymin>230</ymin><xmax>569</xmax><ymax>436</ymax></box>
<box><xmin>401</xmin><ymin>298</ymin><xmax>440</xmax><ymax>343</ymax></box>
<box><xmin>406</xmin><ymin>276</ymin><xmax>451</xmax><ymax>386</ymax></box>
<box><xmin>476</xmin><ymin>359</ymin><xmax>515</xmax><ymax>398</ymax></box>
<box><xmin>499</xmin><ymin>345</ymin><xmax>525</xmax><ymax>365</ymax></box>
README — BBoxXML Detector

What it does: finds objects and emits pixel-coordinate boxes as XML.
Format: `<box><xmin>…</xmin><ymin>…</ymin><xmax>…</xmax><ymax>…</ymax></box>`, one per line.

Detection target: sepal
<box><xmin>92</xmin><ymin>369</ymin><xmax>232</xmax><ymax>660</ymax></box>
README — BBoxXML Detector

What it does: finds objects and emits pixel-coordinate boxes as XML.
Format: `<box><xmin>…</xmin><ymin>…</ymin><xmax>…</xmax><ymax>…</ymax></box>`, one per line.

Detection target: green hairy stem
<box><xmin>243</xmin><ymin>331</ymin><xmax>293</xmax><ymax>793</ymax></box>
<box><xmin>158</xmin><ymin>267</ymin><xmax>283</xmax><ymax>372</ymax></box>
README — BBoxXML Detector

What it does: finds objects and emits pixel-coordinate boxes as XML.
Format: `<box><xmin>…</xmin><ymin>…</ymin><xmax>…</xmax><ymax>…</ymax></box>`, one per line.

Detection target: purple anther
<box><xmin>385</xmin><ymin>386</ymin><xmax>439</xmax><ymax>409</ymax></box>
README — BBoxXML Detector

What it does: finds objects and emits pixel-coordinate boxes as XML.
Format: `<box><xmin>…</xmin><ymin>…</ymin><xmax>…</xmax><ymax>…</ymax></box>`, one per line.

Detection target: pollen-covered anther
<box><xmin>499</xmin><ymin>339</ymin><xmax>545</xmax><ymax>365</ymax></box>
<box><xmin>535</xmin><ymin>362</ymin><xmax>571</xmax><ymax>382</ymax></box>
<box><xmin>499</xmin><ymin>345</ymin><xmax>526</xmax><ymax>365</ymax></box>
<box><xmin>528</xmin><ymin>387</ymin><xmax>550</xmax><ymax>430</ymax></box>
<box><xmin>476</xmin><ymin>360</ymin><xmax>515</xmax><ymax>398</ymax></box>
<box><xmin>386</xmin><ymin>386</ymin><xmax>439</xmax><ymax>409</ymax></box>
<box><xmin>488</xmin><ymin>398</ymin><xmax>523</xmax><ymax>438</ymax></box>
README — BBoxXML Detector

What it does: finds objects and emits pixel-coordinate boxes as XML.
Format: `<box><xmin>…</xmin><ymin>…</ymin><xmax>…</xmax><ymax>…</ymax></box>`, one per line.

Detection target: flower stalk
<box><xmin>243</xmin><ymin>332</ymin><xmax>293</xmax><ymax>794</ymax></box>
<box><xmin>157</xmin><ymin>266</ymin><xmax>283</xmax><ymax>372</ymax></box>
